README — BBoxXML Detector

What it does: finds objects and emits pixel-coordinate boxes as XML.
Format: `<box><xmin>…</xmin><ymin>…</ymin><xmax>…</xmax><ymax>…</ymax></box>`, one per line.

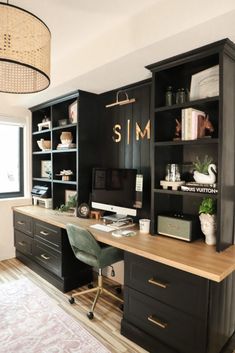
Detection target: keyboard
<box><xmin>89</xmin><ymin>224</ymin><xmax>116</xmax><ymax>232</ymax></box>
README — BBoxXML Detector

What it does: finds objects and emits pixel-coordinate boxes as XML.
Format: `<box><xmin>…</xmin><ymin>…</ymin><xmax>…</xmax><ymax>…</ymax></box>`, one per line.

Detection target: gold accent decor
<box><xmin>106</xmin><ymin>90</ymin><xmax>136</xmax><ymax>108</ymax></box>
<box><xmin>148</xmin><ymin>315</ymin><xmax>168</xmax><ymax>329</ymax></box>
<box><xmin>148</xmin><ymin>278</ymin><xmax>168</xmax><ymax>289</ymax></box>
<box><xmin>0</xmin><ymin>2</ymin><xmax>51</xmax><ymax>93</ymax></box>
<box><xmin>136</xmin><ymin>120</ymin><xmax>151</xmax><ymax>140</ymax></box>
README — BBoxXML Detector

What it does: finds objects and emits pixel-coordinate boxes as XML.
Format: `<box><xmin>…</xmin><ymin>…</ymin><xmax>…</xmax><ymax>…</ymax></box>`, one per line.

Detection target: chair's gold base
<box><xmin>69</xmin><ymin>271</ymin><xmax>123</xmax><ymax>316</ymax></box>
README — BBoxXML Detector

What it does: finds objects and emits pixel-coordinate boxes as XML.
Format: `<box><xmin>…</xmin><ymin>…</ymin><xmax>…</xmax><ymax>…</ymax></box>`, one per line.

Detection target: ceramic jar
<box><xmin>60</xmin><ymin>131</ymin><xmax>72</xmax><ymax>144</ymax></box>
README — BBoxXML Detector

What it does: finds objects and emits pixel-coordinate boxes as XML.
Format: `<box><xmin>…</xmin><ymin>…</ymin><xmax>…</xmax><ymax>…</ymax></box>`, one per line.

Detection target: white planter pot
<box><xmin>199</xmin><ymin>213</ymin><xmax>216</xmax><ymax>245</ymax></box>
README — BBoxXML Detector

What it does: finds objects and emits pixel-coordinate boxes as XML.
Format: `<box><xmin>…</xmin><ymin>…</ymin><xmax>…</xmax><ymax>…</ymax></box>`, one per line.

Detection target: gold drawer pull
<box><xmin>40</xmin><ymin>231</ymin><xmax>49</xmax><ymax>236</ymax></box>
<box><xmin>148</xmin><ymin>278</ymin><xmax>168</xmax><ymax>289</ymax></box>
<box><xmin>148</xmin><ymin>315</ymin><xmax>167</xmax><ymax>329</ymax></box>
<box><xmin>41</xmin><ymin>254</ymin><xmax>50</xmax><ymax>260</ymax></box>
<box><xmin>18</xmin><ymin>241</ymin><xmax>25</xmax><ymax>246</ymax></box>
<box><xmin>17</xmin><ymin>221</ymin><xmax>25</xmax><ymax>225</ymax></box>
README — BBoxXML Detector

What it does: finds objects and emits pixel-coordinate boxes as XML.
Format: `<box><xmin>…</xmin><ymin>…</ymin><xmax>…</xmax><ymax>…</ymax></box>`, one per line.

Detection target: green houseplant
<box><xmin>199</xmin><ymin>197</ymin><xmax>216</xmax><ymax>245</ymax></box>
<box><xmin>58</xmin><ymin>194</ymin><xmax>77</xmax><ymax>215</ymax></box>
<box><xmin>193</xmin><ymin>155</ymin><xmax>217</xmax><ymax>184</ymax></box>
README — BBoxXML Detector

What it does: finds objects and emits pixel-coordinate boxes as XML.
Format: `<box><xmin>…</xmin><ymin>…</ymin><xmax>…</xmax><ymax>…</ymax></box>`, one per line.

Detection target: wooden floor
<box><xmin>0</xmin><ymin>258</ymin><xmax>147</xmax><ymax>353</ymax></box>
<box><xmin>0</xmin><ymin>258</ymin><xmax>234</xmax><ymax>353</ymax></box>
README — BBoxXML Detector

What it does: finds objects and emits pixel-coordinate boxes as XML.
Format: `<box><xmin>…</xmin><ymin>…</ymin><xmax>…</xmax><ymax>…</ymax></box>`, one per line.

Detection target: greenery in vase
<box><xmin>57</xmin><ymin>194</ymin><xmax>77</xmax><ymax>212</ymax></box>
<box><xmin>199</xmin><ymin>197</ymin><xmax>216</xmax><ymax>215</ymax></box>
<box><xmin>193</xmin><ymin>155</ymin><xmax>213</xmax><ymax>174</ymax></box>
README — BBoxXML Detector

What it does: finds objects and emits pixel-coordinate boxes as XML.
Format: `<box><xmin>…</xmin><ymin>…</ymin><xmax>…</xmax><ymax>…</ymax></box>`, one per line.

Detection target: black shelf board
<box><xmin>155</xmin><ymin>96</ymin><xmax>219</xmax><ymax>113</ymax></box>
<box><xmin>154</xmin><ymin>138</ymin><xmax>219</xmax><ymax>146</ymax></box>
<box><xmin>33</xmin><ymin>151</ymin><xmax>52</xmax><ymax>155</ymax></box>
<box><xmin>52</xmin><ymin>123</ymin><xmax>77</xmax><ymax>131</ymax></box>
<box><xmin>33</xmin><ymin>177</ymin><xmax>52</xmax><ymax>182</ymax></box>
<box><xmin>153</xmin><ymin>188</ymin><xmax>218</xmax><ymax>198</ymax></box>
<box><xmin>52</xmin><ymin>148</ymin><xmax>77</xmax><ymax>153</ymax></box>
<box><xmin>32</xmin><ymin>129</ymin><xmax>51</xmax><ymax>135</ymax></box>
<box><xmin>53</xmin><ymin>180</ymin><xmax>77</xmax><ymax>185</ymax></box>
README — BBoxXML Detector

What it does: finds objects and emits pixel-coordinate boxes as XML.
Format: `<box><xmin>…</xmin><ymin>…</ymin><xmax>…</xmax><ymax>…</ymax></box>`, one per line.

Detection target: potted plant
<box><xmin>58</xmin><ymin>194</ymin><xmax>77</xmax><ymax>216</ymax></box>
<box><xmin>199</xmin><ymin>197</ymin><xmax>216</xmax><ymax>245</ymax></box>
<box><xmin>193</xmin><ymin>155</ymin><xmax>217</xmax><ymax>184</ymax></box>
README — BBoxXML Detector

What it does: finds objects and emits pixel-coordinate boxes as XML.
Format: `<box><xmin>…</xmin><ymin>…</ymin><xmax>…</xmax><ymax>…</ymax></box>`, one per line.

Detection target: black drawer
<box><xmin>14</xmin><ymin>212</ymin><xmax>33</xmax><ymax>237</ymax></box>
<box><xmin>34</xmin><ymin>220</ymin><xmax>61</xmax><ymax>251</ymax></box>
<box><xmin>125</xmin><ymin>252</ymin><xmax>209</xmax><ymax>320</ymax></box>
<box><xmin>33</xmin><ymin>240</ymin><xmax>62</xmax><ymax>277</ymax></box>
<box><xmin>124</xmin><ymin>287</ymin><xmax>207</xmax><ymax>353</ymax></box>
<box><xmin>14</xmin><ymin>230</ymin><xmax>33</xmax><ymax>257</ymax></box>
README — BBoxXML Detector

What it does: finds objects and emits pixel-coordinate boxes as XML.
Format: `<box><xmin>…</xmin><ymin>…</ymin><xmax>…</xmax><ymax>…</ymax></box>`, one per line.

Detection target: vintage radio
<box><xmin>157</xmin><ymin>214</ymin><xmax>200</xmax><ymax>242</ymax></box>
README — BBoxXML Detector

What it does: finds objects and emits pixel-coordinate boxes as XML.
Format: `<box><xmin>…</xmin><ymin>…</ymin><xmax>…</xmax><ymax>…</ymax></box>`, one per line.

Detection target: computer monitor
<box><xmin>91</xmin><ymin>168</ymin><xmax>137</xmax><ymax>219</ymax></box>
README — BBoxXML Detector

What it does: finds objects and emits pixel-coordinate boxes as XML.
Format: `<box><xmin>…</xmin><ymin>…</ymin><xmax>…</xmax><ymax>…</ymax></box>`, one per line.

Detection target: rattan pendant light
<box><xmin>0</xmin><ymin>1</ymin><xmax>51</xmax><ymax>93</ymax></box>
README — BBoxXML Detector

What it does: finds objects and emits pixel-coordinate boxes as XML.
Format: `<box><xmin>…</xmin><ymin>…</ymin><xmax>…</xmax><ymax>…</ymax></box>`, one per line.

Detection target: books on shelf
<box><xmin>181</xmin><ymin>107</ymin><xmax>206</xmax><ymax>140</ymax></box>
<box><xmin>57</xmin><ymin>143</ymin><xmax>76</xmax><ymax>150</ymax></box>
<box><xmin>181</xmin><ymin>182</ymin><xmax>218</xmax><ymax>194</ymax></box>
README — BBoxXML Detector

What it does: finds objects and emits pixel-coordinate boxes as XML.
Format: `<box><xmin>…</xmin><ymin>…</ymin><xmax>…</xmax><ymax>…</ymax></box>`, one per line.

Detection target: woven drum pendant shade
<box><xmin>0</xmin><ymin>2</ymin><xmax>51</xmax><ymax>93</ymax></box>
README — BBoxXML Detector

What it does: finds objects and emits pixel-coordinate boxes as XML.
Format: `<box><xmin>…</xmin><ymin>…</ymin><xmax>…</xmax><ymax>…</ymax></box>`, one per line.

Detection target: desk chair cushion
<box><xmin>66</xmin><ymin>223</ymin><xmax>123</xmax><ymax>269</ymax></box>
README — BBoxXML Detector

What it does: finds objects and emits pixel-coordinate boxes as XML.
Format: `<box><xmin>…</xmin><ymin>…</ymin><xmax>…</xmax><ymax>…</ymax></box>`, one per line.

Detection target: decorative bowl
<box><xmin>37</xmin><ymin>139</ymin><xmax>51</xmax><ymax>151</ymax></box>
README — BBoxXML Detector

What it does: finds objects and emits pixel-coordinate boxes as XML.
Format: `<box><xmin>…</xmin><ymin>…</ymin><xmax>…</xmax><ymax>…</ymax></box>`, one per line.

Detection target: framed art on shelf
<box><xmin>65</xmin><ymin>189</ymin><xmax>77</xmax><ymax>203</ymax></box>
<box><xmin>68</xmin><ymin>100</ymin><xmax>78</xmax><ymax>123</ymax></box>
<box><xmin>41</xmin><ymin>160</ymin><xmax>52</xmax><ymax>179</ymax></box>
<box><xmin>190</xmin><ymin>65</ymin><xmax>219</xmax><ymax>101</ymax></box>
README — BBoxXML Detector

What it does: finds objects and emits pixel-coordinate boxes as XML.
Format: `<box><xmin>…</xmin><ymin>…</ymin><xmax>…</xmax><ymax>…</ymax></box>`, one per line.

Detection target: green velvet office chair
<box><xmin>66</xmin><ymin>223</ymin><xmax>124</xmax><ymax>320</ymax></box>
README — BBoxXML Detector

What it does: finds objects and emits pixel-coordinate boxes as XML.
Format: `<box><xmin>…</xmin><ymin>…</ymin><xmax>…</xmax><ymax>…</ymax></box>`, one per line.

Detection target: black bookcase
<box><xmin>30</xmin><ymin>90</ymin><xmax>99</xmax><ymax>210</ymax></box>
<box><xmin>147</xmin><ymin>39</ymin><xmax>235</xmax><ymax>252</ymax></box>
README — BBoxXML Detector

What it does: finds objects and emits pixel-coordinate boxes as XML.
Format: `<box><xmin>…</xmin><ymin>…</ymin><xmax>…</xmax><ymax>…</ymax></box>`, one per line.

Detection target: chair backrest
<box><xmin>66</xmin><ymin>223</ymin><xmax>101</xmax><ymax>263</ymax></box>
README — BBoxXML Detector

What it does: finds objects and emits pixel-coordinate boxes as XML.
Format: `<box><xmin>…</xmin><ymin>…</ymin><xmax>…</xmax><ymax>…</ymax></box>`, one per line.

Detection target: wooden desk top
<box><xmin>13</xmin><ymin>205</ymin><xmax>235</xmax><ymax>283</ymax></box>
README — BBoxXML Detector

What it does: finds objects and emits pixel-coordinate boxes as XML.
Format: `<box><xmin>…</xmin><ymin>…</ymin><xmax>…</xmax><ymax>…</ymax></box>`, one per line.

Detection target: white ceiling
<box><xmin>1</xmin><ymin>0</ymin><xmax>235</xmax><ymax>108</ymax></box>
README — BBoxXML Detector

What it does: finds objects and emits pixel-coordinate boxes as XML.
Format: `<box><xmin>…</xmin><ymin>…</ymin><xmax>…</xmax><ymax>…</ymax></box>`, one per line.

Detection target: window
<box><xmin>0</xmin><ymin>123</ymin><xmax>24</xmax><ymax>198</ymax></box>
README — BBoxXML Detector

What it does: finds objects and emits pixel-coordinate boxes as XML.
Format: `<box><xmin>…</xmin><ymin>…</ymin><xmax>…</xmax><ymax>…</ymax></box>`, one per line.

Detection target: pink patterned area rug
<box><xmin>0</xmin><ymin>278</ymin><xmax>111</xmax><ymax>353</ymax></box>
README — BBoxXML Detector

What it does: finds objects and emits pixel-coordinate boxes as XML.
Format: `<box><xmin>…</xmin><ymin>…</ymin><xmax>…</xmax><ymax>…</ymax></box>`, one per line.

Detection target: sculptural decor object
<box><xmin>60</xmin><ymin>131</ymin><xmax>73</xmax><ymax>144</ymax></box>
<box><xmin>193</xmin><ymin>155</ymin><xmax>217</xmax><ymax>184</ymax></box>
<box><xmin>199</xmin><ymin>197</ymin><xmax>216</xmax><ymax>245</ymax></box>
<box><xmin>197</xmin><ymin>114</ymin><xmax>214</xmax><ymax>138</ymax></box>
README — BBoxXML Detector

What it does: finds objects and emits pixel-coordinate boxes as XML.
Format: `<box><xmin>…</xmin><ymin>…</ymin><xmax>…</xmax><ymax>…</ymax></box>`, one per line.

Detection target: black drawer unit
<box><xmin>33</xmin><ymin>240</ymin><xmax>62</xmax><ymax>277</ymax></box>
<box><xmin>122</xmin><ymin>252</ymin><xmax>235</xmax><ymax>353</ymax></box>
<box><xmin>124</xmin><ymin>252</ymin><xmax>209</xmax><ymax>319</ymax></box>
<box><xmin>14</xmin><ymin>230</ymin><xmax>33</xmax><ymax>257</ymax></box>
<box><xmin>124</xmin><ymin>287</ymin><xmax>207</xmax><ymax>353</ymax></box>
<box><xmin>13</xmin><ymin>211</ymin><xmax>93</xmax><ymax>292</ymax></box>
<box><xmin>14</xmin><ymin>213</ymin><xmax>33</xmax><ymax>237</ymax></box>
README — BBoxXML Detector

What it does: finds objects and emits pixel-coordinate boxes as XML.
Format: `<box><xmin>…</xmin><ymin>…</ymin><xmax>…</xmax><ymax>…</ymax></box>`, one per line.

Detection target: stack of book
<box><xmin>181</xmin><ymin>182</ymin><xmax>218</xmax><ymax>194</ymax></box>
<box><xmin>57</xmin><ymin>143</ymin><xmax>76</xmax><ymax>150</ymax></box>
<box><xmin>181</xmin><ymin>107</ymin><xmax>205</xmax><ymax>140</ymax></box>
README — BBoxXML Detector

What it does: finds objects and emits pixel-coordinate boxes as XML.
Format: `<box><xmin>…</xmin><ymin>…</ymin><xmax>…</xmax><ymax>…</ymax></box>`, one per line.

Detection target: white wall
<box><xmin>0</xmin><ymin>103</ymin><xmax>31</xmax><ymax>261</ymax></box>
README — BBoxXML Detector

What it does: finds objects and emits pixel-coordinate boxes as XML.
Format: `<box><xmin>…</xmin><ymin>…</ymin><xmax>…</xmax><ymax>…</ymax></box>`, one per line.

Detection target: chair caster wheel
<box><xmin>119</xmin><ymin>303</ymin><xmax>124</xmax><ymax>311</ymax></box>
<box><xmin>115</xmin><ymin>286</ymin><xmax>122</xmax><ymax>294</ymax></box>
<box><xmin>87</xmin><ymin>311</ymin><xmax>94</xmax><ymax>320</ymax></box>
<box><xmin>88</xmin><ymin>283</ymin><xmax>94</xmax><ymax>289</ymax></box>
<box><xmin>69</xmin><ymin>297</ymin><xmax>75</xmax><ymax>304</ymax></box>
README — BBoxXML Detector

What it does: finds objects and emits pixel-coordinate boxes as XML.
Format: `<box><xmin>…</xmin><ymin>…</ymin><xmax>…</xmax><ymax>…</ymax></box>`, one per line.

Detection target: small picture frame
<box><xmin>41</xmin><ymin>160</ymin><xmax>52</xmax><ymax>178</ymax></box>
<box><xmin>65</xmin><ymin>189</ymin><xmax>77</xmax><ymax>203</ymax></box>
<box><xmin>68</xmin><ymin>100</ymin><xmax>78</xmax><ymax>124</ymax></box>
<box><xmin>190</xmin><ymin>65</ymin><xmax>219</xmax><ymax>101</ymax></box>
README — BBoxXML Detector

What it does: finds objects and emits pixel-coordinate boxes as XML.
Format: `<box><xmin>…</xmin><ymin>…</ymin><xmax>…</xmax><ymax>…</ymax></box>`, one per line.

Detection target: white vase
<box><xmin>199</xmin><ymin>213</ymin><xmax>216</xmax><ymax>245</ymax></box>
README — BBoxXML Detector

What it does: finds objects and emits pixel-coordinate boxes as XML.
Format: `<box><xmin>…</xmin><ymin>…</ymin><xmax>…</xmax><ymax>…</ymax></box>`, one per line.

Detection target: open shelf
<box><xmin>154</xmin><ymin>138</ymin><xmax>219</xmax><ymax>146</ymax></box>
<box><xmin>155</xmin><ymin>96</ymin><xmax>219</xmax><ymax>112</ymax></box>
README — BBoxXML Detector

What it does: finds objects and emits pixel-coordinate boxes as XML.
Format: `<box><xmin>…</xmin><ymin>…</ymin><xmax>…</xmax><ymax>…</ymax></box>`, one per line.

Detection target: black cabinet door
<box><xmin>14</xmin><ymin>230</ymin><xmax>33</xmax><ymax>257</ymax></box>
<box><xmin>14</xmin><ymin>212</ymin><xmax>33</xmax><ymax>237</ymax></box>
<box><xmin>124</xmin><ymin>287</ymin><xmax>207</xmax><ymax>353</ymax></box>
<box><xmin>33</xmin><ymin>240</ymin><xmax>62</xmax><ymax>277</ymax></box>
<box><xmin>125</xmin><ymin>252</ymin><xmax>209</xmax><ymax>320</ymax></box>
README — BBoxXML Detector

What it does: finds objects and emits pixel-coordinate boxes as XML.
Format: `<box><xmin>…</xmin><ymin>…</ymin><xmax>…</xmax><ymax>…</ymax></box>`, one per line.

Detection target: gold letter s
<box><xmin>112</xmin><ymin>124</ymin><xmax>121</xmax><ymax>142</ymax></box>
